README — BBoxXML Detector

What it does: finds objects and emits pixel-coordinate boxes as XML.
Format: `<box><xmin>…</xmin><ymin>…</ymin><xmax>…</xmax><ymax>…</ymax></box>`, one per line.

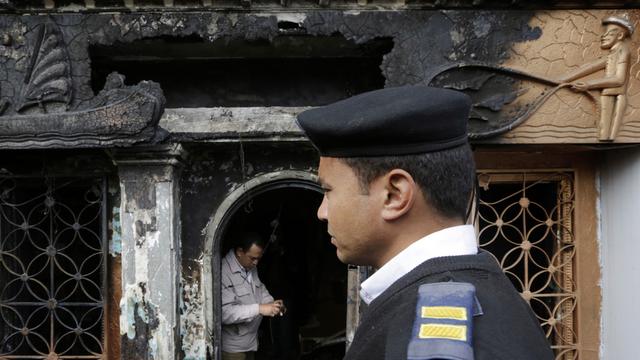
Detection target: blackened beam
<box><xmin>159</xmin><ymin>107</ymin><xmax>308</xmax><ymax>142</ymax></box>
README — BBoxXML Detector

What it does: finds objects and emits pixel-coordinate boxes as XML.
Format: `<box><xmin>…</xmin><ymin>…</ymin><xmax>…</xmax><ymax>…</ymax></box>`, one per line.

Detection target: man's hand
<box><xmin>274</xmin><ymin>300</ymin><xmax>287</xmax><ymax>316</ymax></box>
<box><xmin>259</xmin><ymin>301</ymin><xmax>284</xmax><ymax>317</ymax></box>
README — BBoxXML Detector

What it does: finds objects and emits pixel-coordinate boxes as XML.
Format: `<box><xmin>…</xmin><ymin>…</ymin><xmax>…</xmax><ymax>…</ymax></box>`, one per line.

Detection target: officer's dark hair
<box><xmin>234</xmin><ymin>232</ymin><xmax>265</xmax><ymax>253</ymax></box>
<box><xmin>342</xmin><ymin>143</ymin><xmax>475</xmax><ymax>221</ymax></box>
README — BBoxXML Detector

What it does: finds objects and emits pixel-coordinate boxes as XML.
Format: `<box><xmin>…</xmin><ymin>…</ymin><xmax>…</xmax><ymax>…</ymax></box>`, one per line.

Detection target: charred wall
<box><xmin>181</xmin><ymin>142</ymin><xmax>318</xmax><ymax>268</ymax></box>
<box><xmin>0</xmin><ymin>11</ymin><xmax>540</xmax><ymax>114</ymax></box>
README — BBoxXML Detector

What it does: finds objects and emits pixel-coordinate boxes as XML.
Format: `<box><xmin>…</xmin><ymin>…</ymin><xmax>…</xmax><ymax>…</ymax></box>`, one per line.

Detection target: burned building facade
<box><xmin>0</xmin><ymin>1</ymin><xmax>638</xmax><ymax>359</ymax></box>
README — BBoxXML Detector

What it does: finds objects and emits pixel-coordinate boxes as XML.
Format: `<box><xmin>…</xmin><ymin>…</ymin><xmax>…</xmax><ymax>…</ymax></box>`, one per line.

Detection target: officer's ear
<box><xmin>380</xmin><ymin>169</ymin><xmax>416</xmax><ymax>221</ymax></box>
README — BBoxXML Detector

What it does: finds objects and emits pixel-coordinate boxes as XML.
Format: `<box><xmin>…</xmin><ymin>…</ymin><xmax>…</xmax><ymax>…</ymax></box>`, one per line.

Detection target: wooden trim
<box><xmin>108</xmin><ymin>255</ymin><xmax>122</xmax><ymax>360</ymax></box>
<box><xmin>573</xmin><ymin>160</ymin><xmax>601</xmax><ymax>360</ymax></box>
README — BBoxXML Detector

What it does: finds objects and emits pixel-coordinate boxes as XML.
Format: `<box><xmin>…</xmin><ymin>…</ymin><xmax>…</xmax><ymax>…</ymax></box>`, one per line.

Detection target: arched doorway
<box><xmin>209</xmin><ymin>174</ymin><xmax>347</xmax><ymax>360</ymax></box>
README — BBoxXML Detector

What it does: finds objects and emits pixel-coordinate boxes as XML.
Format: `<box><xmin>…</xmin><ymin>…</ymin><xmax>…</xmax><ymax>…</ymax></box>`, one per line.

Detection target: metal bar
<box><xmin>48</xmin><ymin>179</ymin><xmax>55</xmax><ymax>351</ymax></box>
<box><xmin>101</xmin><ymin>176</ymin><xmax>108</xmax><ymax>359</ymax></box>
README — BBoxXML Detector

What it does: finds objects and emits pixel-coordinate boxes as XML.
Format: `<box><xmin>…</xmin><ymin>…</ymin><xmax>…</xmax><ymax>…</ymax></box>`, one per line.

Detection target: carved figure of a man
<box><xmin>559</xmin><ymin>15</ymin><xmax>634</xmax><ymax>141</ymax></box>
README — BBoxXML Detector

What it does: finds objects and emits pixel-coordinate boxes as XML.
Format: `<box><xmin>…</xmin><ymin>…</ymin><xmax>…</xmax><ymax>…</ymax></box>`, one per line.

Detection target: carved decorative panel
<box><xmin>431</xmin><ymin>10</ymin><xmax>640</xmax><ymax>143</ymax></box>
<box><xmin>477</xmin><ymin>172</ymin><xmax>577</xmax><ymax>359</ymax></box>
<box><xmin>0</xmin><ymin>19</ymin><xmax>165</xmax><ymax>149</ymax></box>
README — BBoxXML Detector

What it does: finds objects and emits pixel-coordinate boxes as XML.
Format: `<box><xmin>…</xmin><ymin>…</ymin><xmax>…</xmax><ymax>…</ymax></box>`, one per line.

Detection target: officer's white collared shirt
<box><xmin>359</xmin><ymin>224</ymin><xmax>478</xmax><ymax>305</ymax></box>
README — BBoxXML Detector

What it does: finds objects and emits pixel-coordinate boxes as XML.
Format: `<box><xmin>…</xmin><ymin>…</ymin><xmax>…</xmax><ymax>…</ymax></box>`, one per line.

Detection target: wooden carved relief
<box><xmin>558</xmin><ymin>15</ymin><xmax>633</xmax><ymax>141</ymax></box>
<box><xmin>430</xmin><ymin>11</ymin><xmax>640</xmax><ymax>144</ymax></box>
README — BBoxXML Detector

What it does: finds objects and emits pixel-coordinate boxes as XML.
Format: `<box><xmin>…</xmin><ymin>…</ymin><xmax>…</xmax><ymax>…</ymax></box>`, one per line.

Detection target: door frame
<box><xmin>202</xmin><ymin>170</ymin><xmax>360</xmax><ymax>359</ymax></box>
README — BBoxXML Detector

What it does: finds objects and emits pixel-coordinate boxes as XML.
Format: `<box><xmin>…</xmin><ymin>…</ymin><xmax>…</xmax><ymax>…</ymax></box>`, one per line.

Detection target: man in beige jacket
<box><xmin>221</xmin><ymin>232</ymin><xmax>284</xmax><ymax>360</ymax></box>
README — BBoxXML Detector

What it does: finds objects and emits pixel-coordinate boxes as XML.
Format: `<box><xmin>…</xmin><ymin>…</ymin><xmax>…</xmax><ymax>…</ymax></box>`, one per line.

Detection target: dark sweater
<box><xmin>345</xmin><ymin>252</ymin><xmax>554</xmax><ymax>360</ymax></box>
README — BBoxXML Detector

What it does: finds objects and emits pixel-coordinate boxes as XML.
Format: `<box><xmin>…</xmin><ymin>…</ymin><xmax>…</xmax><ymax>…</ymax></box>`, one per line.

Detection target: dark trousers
<box><xmin>221</xmin><ymin>351</ymin><xmax>255</xmax><ymax>360</ymax></box>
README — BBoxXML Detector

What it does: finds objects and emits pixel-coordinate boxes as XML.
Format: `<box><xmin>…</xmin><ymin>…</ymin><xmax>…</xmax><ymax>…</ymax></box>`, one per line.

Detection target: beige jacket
<box><xmin>221</xmin><ymin>250</ymin><xmax>274</xmax><ymax>352</ymax></box>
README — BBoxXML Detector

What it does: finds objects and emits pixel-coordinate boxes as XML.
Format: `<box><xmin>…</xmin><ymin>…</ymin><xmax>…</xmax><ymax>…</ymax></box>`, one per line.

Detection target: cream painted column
<box><xmin>114</xmin><ymin>144</ymin><xmax>187</xmax><ymax>360</ymax></box>
<box><xmin>599</xmin><ymin>147</ymin><xmax>640</xmax><ymax>360</ymax></box>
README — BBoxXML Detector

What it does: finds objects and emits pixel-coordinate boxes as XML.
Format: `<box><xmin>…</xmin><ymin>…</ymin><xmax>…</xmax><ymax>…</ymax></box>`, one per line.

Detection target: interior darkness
<box><xmin>478</xmin><ymin>181</ymin><xmax>559</xmax><ymax>331</ymax></box>
<box><xmin>90</xmin><ymin>35</ymin><xmax>393</xmax><ymax>107</ymax></box>
<box><xmin>222</xmin><ymin>186</ymin><xmax>346</xmax><ymax>360</ymax></box>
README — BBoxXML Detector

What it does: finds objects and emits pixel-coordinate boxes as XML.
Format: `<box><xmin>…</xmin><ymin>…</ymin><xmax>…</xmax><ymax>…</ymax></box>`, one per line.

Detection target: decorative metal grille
<box><xmin>477</xmin><ymin>172</ymin><xmax>576</xmax><ymax>360</ymax></box>
<box><xmin>0</xmin><ymin>176</ymin><xmax>107</xmax><ymax>359</ymax></box>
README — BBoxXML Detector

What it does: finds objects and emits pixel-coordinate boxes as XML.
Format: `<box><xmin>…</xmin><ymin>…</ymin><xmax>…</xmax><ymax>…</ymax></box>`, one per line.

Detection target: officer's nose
<box><xmin>317</xmin><ymin>195</ymin><xmax>328</xmax><ymax>221</ymax></box>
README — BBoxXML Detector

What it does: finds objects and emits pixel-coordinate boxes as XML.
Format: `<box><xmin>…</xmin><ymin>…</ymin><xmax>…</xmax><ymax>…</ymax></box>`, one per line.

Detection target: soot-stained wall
<box><xmin>0</xmin><ymin>11</ymin><xmax>540</xmax><ymax>114</ymax></box>
<box><xmin>181</xmin><ymin>142</ymin><xmax>318</xmax><ymax>265</ymax></box>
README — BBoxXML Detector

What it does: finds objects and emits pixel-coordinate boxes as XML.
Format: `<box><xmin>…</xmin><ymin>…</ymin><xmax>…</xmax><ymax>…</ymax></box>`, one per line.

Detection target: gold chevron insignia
<box><xmin>418</xmin><ymin>323</ymin><xmax>467</xmax><ymax>341</ymax></box>
<box><xmin>421</xmin><ymin>306</ymin><xmax>468</xmax><ymax>321</ymax></box>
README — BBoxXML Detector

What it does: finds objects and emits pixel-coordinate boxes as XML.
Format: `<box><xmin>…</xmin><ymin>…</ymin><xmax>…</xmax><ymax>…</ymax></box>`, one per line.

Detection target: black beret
<box><xmin>296</xmin><ymin>86</ymin><xmax>471</xmax><ymax>157</ymax></box>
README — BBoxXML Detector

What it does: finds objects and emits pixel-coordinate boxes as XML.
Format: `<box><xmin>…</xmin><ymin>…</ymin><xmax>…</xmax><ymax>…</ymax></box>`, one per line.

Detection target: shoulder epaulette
<box><xmin>407</xmin><ymin>282</ymin><xmax>482</xmax><ymax>360</ymax></box>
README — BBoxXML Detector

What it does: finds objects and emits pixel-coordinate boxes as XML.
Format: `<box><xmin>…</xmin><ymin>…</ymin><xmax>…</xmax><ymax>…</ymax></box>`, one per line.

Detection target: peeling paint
<box><xmin>130</xmin><ymin>211</ymin><xmax>153</xmax><ymax>289</ymax></box>
<box><xmin>472</xmin><ymin>17</ymin><xmax>492</xmax><ymax>38</ymax></box>
<box><xmin>180</xmin><ymin>273</ymin><xmax>208</xmax><ymax>360</ymax></box>
<box><xmin>450</xmin><ymin>28</ymin><xmax>464</xmax><ymax>47</ymax></box>
<box><xmin>149</xmin><ymin>311</ymin><xmax>172</xmax><ymax>360</ymax></box>
<box><xmin>252</xmin><ymin>12</ymin><xmax>307</xmax><ymax>25</ymax></box>
<box><xmin>119</xmin><ymin>281</ymin><xmax>174</xmax><ymax>359</ymax></box>
<box><xmin>120</xmin><ymin>283</ymin><xmax>147</xmax><ymax>340</ymax></box>
<box><xmin>57</xmin><ymin>4</ymin><xmax>85</xmax><ymax>12</ymax></box>
<box><xmin>111</xmin><ymin>206</ymin><xmax>122</xmax><ymax>256</ymax></box>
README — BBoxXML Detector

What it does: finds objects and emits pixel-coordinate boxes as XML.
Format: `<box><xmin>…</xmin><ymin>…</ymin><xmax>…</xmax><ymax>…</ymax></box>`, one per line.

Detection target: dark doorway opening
<box><xmin>221</xmin><ymin>185</ymin><xmax>347</xmax><ymax>360</ymax></box>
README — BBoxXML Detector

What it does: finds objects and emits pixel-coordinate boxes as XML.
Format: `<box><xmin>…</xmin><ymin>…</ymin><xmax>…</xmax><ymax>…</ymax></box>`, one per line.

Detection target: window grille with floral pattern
<box><xmin>477</xmin><ymin>172</ymin><xmax>576</xmax><ymax>360</ymax></box>
<box><xmin>0</xmin><ymin>176</ymin><xmax>107</xmax><ymax>359</ymax></box>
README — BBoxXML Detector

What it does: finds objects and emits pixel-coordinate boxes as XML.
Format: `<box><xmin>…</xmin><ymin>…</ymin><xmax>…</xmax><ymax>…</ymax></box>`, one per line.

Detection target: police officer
<box><xmin>296</xmin><ymin>86</ymin><xmax>554</xmax><ymax>360</ymax></box>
